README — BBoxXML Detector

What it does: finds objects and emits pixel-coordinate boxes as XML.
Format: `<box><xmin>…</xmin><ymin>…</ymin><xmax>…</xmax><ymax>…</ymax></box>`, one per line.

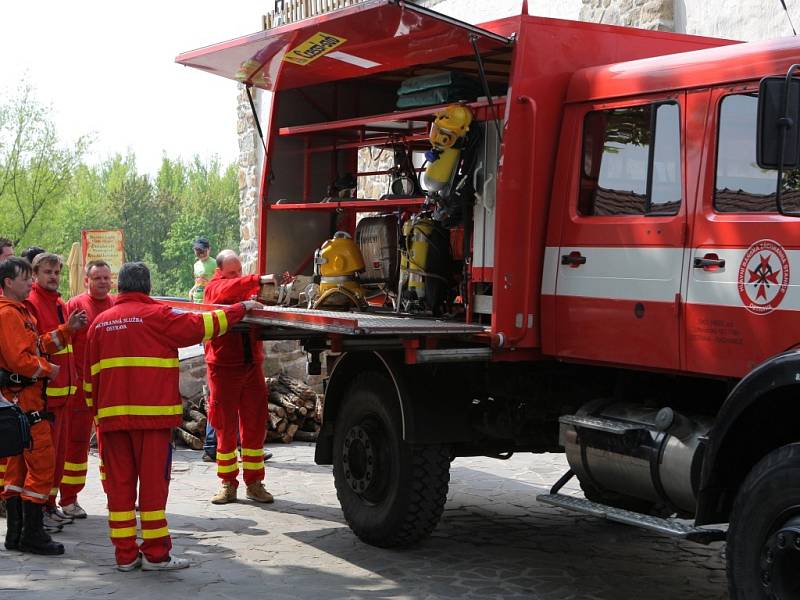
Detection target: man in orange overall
<box><xmin>1</xmin><ymin>257</ymin><xmax>87</xmax><ymax>555</ymax></box>
<box><xmin>87</xmin><ymin>261</ymin><xmax>263</xmax><ymax>571</ymax></box>
<box><xmin>204</xmin><ymin>250</ymin><xmax>272</xmax><ymax>505</ymax></box>
<box><xmin>60</xmin><ymin>260</ymin><xmax>114</xmax><ymax>519</ymax></box>
<box><xmin>0</xmin><ymin>238</ymin><xmax>13</xmax><ymax>498</ymax></box>
<box><xmin>25</xmin><ymin>253</ymin><xmax>78</xmax><ymax>529</ymax></box>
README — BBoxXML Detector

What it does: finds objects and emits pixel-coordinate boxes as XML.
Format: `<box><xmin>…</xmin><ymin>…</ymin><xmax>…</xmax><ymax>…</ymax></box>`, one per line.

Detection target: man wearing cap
<box><xmin>190</xmin><ymin>237</ymin><xmax>216</xmax><ymax>304</ymax></box>
<box><xmin>190</xmin><ymin>237</ymin><xmax>219</xmax><ymax>462</ymax></box>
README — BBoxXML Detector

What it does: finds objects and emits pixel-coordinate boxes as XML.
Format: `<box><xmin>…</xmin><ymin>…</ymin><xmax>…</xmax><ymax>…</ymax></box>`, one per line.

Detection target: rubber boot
<box><xmin>20</xmin><ymin>501</ymin><xmax>64</xmax><ymax>555</ymax></box>
<box><xmin>4</xmin><ymin>496</ymin><xmax>22</xmax><ymax>550</ymax></box>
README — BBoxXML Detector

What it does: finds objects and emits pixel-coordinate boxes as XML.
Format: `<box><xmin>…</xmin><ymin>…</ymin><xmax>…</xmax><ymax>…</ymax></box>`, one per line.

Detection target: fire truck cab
<box><xmin>177</xmin><ymin>2</ymin><xmax>800</xmax><ymax>596</ymax></box>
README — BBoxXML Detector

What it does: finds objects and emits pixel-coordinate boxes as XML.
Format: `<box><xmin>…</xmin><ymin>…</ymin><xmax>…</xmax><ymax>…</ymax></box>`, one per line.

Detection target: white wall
<box><xmin>679</xmin><ymin>0</ymin><xmax>796</xmax><ymax>41</ymax></box>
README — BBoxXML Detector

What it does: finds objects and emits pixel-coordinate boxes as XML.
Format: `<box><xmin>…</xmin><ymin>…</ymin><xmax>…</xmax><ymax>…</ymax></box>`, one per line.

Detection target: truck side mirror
<box><xmin>757</xmin><ymin>75</ymin><xmax>800</xmax><ymax>169</ymax></box>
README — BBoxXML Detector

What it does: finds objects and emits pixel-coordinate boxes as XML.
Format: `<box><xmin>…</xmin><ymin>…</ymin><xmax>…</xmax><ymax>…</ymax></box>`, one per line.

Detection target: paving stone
<box><xmin>0</xmin><ymin>445</ymin><xmax>728</xmax><ymax>599</ymax></box>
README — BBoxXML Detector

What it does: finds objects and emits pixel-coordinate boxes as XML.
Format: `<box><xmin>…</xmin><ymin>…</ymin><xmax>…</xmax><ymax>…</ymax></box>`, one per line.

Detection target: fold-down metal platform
<box><xmin>243</xmin><ymin>306</ymin><xmax>489</xmax><ymax>336</ymax></box>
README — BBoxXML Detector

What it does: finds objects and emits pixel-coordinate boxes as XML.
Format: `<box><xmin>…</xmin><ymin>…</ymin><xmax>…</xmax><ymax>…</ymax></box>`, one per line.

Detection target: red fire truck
<box><xmin>177</xmin><ymin>1</ymin><xmax>800</xmax><ymax>596</ymax></box>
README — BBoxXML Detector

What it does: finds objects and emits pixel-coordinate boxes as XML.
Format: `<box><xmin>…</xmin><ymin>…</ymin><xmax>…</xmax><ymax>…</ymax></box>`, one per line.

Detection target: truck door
<box><xmin>685</xmin><ymin>87</ymin><xmax>800</xmax><ymax>378</ymax></box>
<box><xmin>553</xmin><ymin>95</ymin><xmax>686</xmax><ymax>370</ymax></box>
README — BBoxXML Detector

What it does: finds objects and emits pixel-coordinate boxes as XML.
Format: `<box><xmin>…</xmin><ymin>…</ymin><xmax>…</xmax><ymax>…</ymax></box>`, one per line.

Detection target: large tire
<box><xmin>727</xmin><ymin>443</ymin><xmax>800</xmax><ymax>600</ymax></box>
<box><xmin>332</xmin><ymin>372</ymin><xmax>450</xmax><ymax>547</ymax></box>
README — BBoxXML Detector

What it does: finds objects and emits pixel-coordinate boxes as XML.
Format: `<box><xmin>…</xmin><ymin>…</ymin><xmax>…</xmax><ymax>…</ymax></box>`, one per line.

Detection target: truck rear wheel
<box><xmin>332</xmin><ymin>372</ymin><xmax>451</xmax><ymax>547</ymax></box>
<box><xmin>727</xmin><ymin>443</ymin><xmax>800</xmax><ymax>600</ymax></box>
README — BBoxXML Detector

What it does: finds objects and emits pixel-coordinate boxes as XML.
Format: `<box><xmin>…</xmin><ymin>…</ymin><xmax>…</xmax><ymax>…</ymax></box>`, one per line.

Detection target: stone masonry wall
<box><xmin>237</xmin><ymin>84</ymin><xmax>261</xmax><ymax>276</ymax></box>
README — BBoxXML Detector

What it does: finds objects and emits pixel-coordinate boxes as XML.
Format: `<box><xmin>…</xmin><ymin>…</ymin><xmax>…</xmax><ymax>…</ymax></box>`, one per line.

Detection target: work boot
<box><xmin>61</xmin><ymin>502</ymin><xmax>88</xmax><ymax>519</ymax></box>
<box><xmin>245</xmin><ymin>482</ymin><xmax>274</xmax><ymax>504</ymax></box>
<box><xmin>20</xmin><ymin>501</ymin><xmax>64</xmax><ymax>555</ymax></box>
<box><xmin>211</xmin><ymin>481</ymin><xmax>237</xmax><ymax>505</ymax></box>
<box><xmin>4</xmin><ymin>496</ymin><xmax>22</xmax><ymax>550</ymax></box>
<box><xmin>141</xmin><ymin>554</ymin><xmax>190</xmax><ymax>571</ymax></box>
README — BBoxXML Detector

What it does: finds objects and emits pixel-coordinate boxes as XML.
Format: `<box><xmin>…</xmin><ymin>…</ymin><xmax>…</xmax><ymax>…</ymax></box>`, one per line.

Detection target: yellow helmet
<box><xmin>429</xmin><ymin>105</ymin><xmax>473</xmax><ymax>150</ymax></box>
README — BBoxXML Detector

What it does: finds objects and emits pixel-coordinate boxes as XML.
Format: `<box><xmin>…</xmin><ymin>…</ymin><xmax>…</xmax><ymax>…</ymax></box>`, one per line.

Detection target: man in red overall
<box><xmin>60</xmin><ymin>260</ymin><xmax>114</xmax><ymax>519</ymax></box>
<box><xmin>25</xmin><ymin>253</ymin><xmax>78</xmax><ymax>529</ymax></box>
<box><xmin>87</xmin><ymin>261</ymin><xmax>263</xmax><ymax>571</ymax></box>
<box><xmin>204</xmin><ymin>250</ymin><xmax>272</xmax><ymax>505</ymax></box>
<box><xmin>1</xmin><ymin>257</ymin><xmax>86</xmax><ymax>555</ymax></box>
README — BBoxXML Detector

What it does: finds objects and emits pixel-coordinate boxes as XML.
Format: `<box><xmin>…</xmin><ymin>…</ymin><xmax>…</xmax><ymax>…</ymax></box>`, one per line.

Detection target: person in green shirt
<box><xmin>190</xmin><ymin>237</ymin><xmax>216</xmax><ymax>303</ymax></box>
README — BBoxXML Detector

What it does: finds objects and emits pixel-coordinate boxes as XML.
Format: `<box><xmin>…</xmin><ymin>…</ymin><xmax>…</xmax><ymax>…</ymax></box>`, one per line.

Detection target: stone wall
<box><xmin>579</xmin><ymin>0</ymin><xmax>673</xmax><ymax>31</ymax></box>
<box><xmin>237</xmin><ymin>84</ymin><xmax>263</xmax><ymax>276</ymax></box>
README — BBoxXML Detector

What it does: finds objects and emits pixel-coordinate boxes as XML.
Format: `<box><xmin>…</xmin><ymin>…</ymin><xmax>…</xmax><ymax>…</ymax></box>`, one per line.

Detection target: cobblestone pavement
<box><xmin>0</xmin><ymin>445</ymin><xmax>728</xmax><ymax>600</ymax></box>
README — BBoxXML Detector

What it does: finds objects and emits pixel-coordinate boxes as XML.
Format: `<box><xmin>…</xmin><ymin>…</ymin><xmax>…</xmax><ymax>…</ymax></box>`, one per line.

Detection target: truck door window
<box><xmin>715</xmin><ymin>93</ymin><xmax>800</xmax><ymax>212</ymax></box>
<box><xmin>579</xmin><ymin>102</ymin><xmax>681</xmax><ymax>216</ymax></box>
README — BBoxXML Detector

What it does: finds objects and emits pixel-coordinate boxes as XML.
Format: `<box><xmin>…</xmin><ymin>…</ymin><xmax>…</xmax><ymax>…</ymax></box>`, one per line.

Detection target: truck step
<box><xmin>414</xmin><ymin>347</ymin><xmax>493</xmax><ymax>363</ymax></box>
<box><xmin>536</xmin><ymin>493</ymin><xmax>726</xmax><ymax>545</ymax></box>
<box><xmin>559</xmin><ymin>414</ymin><xmax>647</xmax><ymax>435</ymax></box>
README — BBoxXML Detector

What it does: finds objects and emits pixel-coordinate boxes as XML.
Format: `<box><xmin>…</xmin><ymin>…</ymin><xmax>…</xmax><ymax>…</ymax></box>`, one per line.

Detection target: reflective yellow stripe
<box><xmin>202</xmin><ymin>312</ymin><xmax>214</xmax><ymax>342</ymax></box>
<box><xmin>216</xmin><ymin>450</ymin><xmax>237</xmax><ymax>461</ymax></box>
<box><xmin>97</xmin><ymin>404</ymin><xmax>183</xmax><ymax>420</ymax></box>
<box><xmin>46</xmin><ymin>385</ymin><xmax>77</xmax><ymax>397</ymax></box>
<box><xmin>49</xmin><ymin>487</ymin><xmax>58</xmax><ymax>496</ymax></box>
<box><xmin>100</xmin><ymin>472</ymin><xmax>107</xmax><ymax>481</ymax></box>
<box><xmin>109</xmin><ymin>510</ymin><xmax>136</xmax><ymax>521</ymax></box>
<box><xmin>139</xmin><ymin>510</ymin><xmax>166</xmax><ymax>521</ymax></box>
<box><xmin>215</xmin><ymin>310</ymin><xmax>228</xmax><ymax>335</ymax></box>
<box><xmin>53</xmin><ymin>344</ymin><xmax>74</xmax><ymax>356</ymax></box>
<box><xmin>85</xmin><ymin>396</ymin><xmax>93</xmax><ymax>407</ymax></box>
<box><xmin>83</xmin><ymin>381</ymin><xmax>92</xmax><ymax>393</ymax></box>
<box><xmin>110</xmin><ymin>526</ymin><xmax>137</xmax><ymax>538</ymax></box>
<box><xmin>217</xmin><ymin>463</ymin><xmax>238</xmax><ymax>474</ymax></box>
<box><xmin>91</xmin><ymin>356</ymin><xmax>179</xmax><ymax>375</ymax></box>
<box><xmin>242</xmin><ymin>461</ymin><xmax>265</xmax><ymax>470</ymax></box>
<box><xmin>64</xmin><ymin>461</ymin><xmax>88</xmax><ymax>471</ymax></box>
<box><xmin>240</xmin><ymin>448</ymin><xmax>263</xmax><ymax>457</ymax></box>
<box><xmin>0</xmin><ymin>464</ymin><xmax>6</xmax><ymax>473</ymax></box>
<box><xmin>141</xmin><ymin>526</ymin><xmax>169</xmax><ymax>540</ymax></box>
<box><xmin>61</xmin><ymin>475</ymin><xmax>86</xmax><ymax>485</ymax></box>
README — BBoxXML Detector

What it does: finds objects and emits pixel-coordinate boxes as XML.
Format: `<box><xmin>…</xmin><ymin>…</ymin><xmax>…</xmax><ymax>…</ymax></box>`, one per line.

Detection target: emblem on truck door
<box><xmin>737</xmin><ymin>239</ymin><xmax>790</xmax><ymax>315</ymax></box>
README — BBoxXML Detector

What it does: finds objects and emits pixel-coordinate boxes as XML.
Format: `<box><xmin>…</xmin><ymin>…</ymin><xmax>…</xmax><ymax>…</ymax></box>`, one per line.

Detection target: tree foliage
<box><xmin>0</xmin><ymin>84</ymin><xmax>242</xmax><ymax>298</ymax></box>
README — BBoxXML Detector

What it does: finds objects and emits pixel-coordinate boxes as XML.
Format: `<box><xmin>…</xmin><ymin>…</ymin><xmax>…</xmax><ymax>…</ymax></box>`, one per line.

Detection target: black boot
<box><xmin>4</xmin><ymin>496</ymin><xmax>22</xmax><ymax>550</ymax></box>
<box><xmin>20</xmin><ymin>501</ymin><xmax>64</xmax><ymax>556</ymax></box>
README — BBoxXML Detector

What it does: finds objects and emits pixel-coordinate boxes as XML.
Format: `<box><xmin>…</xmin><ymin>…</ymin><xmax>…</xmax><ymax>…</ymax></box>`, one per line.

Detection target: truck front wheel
<box><xmin>727</xmin><ymin>443</ymin><xmax>800</xmax><ymax>599</ymax></box>
<box><xmin>332</xmin><ymin>372</ymin><xmax>451</xmax><ymax>547</ymax></box>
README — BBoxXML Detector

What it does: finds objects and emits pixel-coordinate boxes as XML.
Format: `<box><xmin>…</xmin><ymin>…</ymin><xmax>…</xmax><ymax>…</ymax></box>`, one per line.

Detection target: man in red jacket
<box><xmin>1</xmin><ymin>256</ymin><xmax>86</xmax><ymax>556</ymax></box>
<box><xmin>204</xmin><ymin>250</ymin><xmax>272</xmax><ymax>505</ymax></box>
<box><xmin>25</xmin><ymin>253</ymin><xmax>79</xmax><ymax>529</ymax></box>
<box><xmin>87</xmin><ymin>261</ymin><xmax>263</xmax><ymax>571</ymax></box>
<box><xmin>60</xmin><ymin>260</ymin><xmax>114</xmax><ymax>519</ymax></box>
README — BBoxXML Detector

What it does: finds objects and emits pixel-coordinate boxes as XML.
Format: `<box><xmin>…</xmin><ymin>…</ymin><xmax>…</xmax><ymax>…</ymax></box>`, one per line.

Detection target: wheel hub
<box><xmin>761</xmin><ymin>514</ymin><xmax>800</xmax><ymax>599</ymax></box>
<box><xmin>342</xmin><ymin>425</ymin><xmax>375</xmax><ymax>495</ymax></box>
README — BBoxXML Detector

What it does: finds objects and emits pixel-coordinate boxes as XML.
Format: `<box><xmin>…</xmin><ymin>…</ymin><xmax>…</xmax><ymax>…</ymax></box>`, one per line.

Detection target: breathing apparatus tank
<box><xmin>312</xmin><ymin>231</ymin><xmax>367</xmax><ymax>310</ymax></box>
<box><xmin>423</xmin><ymin>104</ymin><xmax>473</xmax><ymax>197</ymax></box>
<box><xmin>398</xmin><ymin>214</ymin><xmax>451</xmax><ymax>315</ymax></box>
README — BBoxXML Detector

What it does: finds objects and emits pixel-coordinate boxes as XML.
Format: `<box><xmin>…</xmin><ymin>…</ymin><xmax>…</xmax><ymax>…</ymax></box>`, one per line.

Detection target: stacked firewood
<box><xmin>175</xmin><ymin>374</ymin><xmax>323</xmax><ymax>450</ymax></box>
<box><xmin>266</xmin><ymin>374</ymin><xmax>323</xmax><ymax>444</ymax></box>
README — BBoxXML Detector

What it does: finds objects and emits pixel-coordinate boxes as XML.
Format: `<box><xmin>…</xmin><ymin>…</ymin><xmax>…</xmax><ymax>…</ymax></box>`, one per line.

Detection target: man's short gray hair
<box><xmin>216</xmin><ymin>249</ymin><xmax>238</xmax><ymax>268</ymax></box>
<box><xmin>118</xmin><ymin>262</ymin><xmax>151</xmax><ymax>294</ymax></box>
